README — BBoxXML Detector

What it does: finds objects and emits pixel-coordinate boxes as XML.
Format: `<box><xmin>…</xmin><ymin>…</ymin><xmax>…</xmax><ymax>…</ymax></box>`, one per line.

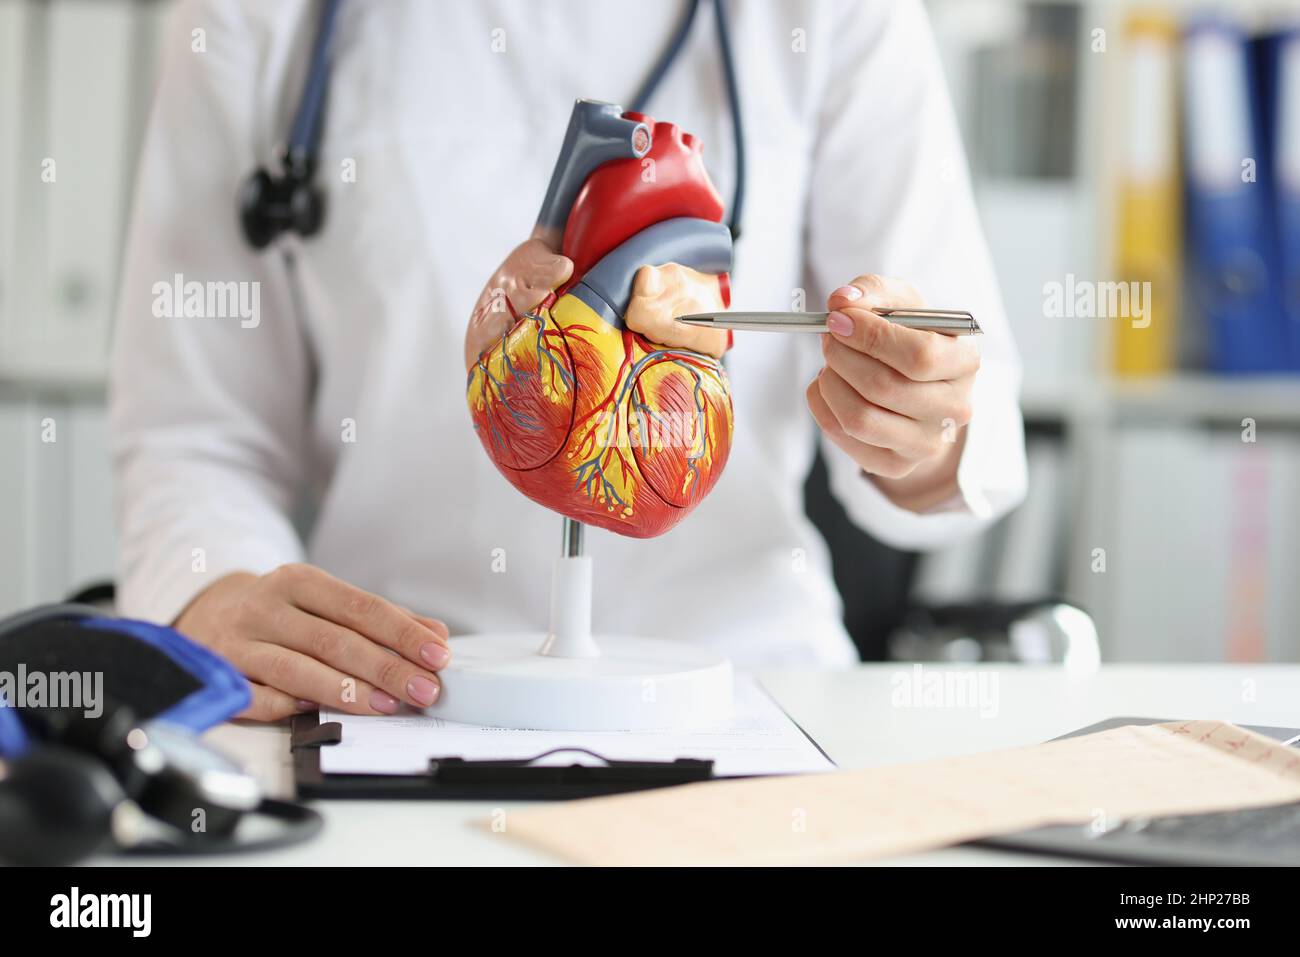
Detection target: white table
<box><xmin>98</xmin><ymin>664</ymin><xmax>1300</xmax><ymax>866</ymax></box>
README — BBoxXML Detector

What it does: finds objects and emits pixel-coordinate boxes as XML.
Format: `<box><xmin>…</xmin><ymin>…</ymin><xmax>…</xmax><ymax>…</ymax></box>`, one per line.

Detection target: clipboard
<box><xmin>289</xmin><ymin>686</ymin><xmax>834</xmax><ymax>801</ymax></box>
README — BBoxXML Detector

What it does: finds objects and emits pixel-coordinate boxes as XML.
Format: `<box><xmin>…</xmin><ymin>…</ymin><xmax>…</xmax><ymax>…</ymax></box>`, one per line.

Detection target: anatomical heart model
<box><xmin>466</xmin><ymin>100</ymin><xmax>735</xmax><ymax>538</ymax></box>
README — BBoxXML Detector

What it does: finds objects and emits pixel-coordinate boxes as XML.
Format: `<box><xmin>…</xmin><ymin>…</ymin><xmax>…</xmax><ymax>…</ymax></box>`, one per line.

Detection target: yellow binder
<box><xmin>1112</xmin><ymin>13</ymin><xmax>1181</xmax><ymax>377</ymax></box>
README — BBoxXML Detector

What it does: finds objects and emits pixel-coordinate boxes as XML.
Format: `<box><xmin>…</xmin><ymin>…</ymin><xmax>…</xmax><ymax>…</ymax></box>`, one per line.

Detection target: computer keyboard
<box><xmin>1119</xmin><ymin>802</ymin><xmax>1300</xmax><ymax>846</ymax></box>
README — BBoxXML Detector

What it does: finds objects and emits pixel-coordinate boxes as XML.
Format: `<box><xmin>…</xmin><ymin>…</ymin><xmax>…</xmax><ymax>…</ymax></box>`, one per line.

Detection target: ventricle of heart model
<box><xmin>467</xmin><ymin>100</ymin><xmax>735</xmax><ymax>538</ymax></box>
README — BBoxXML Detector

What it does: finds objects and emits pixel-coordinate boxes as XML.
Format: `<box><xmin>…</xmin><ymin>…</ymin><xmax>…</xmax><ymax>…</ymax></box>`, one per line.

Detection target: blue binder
<box><xmin>1257</xmin><ymin>25</ymin><xmax>1300</xmax><ymax>370</ymax></box>
<box><xmin>1183</xmin><ymin>19</ymin><xmax>1288</xmax><ymax>373</ymax></box>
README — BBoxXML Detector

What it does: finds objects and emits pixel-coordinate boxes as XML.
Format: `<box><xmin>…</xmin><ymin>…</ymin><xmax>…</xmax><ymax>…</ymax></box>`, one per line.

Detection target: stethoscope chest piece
<box><xmin>239</xmin><ymin>160</ymin><xmax>326</xmax><ymax>249</ymax></box>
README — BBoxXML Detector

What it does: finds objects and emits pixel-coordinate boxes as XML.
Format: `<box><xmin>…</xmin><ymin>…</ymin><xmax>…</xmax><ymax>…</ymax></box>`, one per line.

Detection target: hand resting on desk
<box><xmin>173</xmin><ymin>564</ymin><xmax>451</xmax><ymax>721</ymax></box>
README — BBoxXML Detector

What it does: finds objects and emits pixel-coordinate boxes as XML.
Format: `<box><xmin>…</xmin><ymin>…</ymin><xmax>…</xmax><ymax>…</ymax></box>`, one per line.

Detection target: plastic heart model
<box><xmin>466</xmin><ymin>100</ymin><xmax>735</xmax><ymax>538</ymax></box>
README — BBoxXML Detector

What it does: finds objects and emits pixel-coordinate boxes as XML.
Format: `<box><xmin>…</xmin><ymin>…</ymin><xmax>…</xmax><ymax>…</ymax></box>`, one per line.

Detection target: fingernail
<box><xmin>296</xmin><ymin>700</ymin><xmax>317</xmax><ymax>712</ymax></box>
<box><xmin>421</xmin><ymin>641</ymin><xmax>451</xmax><ymax>669</ymax></box>
<box><xmin>406</xmin><ymin>676</ymin><xmax>440</xmax><ymax>707</ymax></box>
<box><xmin>832</xmin><ymin>285</ymin><xmax>862</xmax><ymax>302</ymax></box>
<box><xmin>369</xmin><ymin>689</ymin><xmax>400</xmax><ymax>714</ymax></box>
<box><xmin>826</xmin><ymin>311</ymin><xmax>854</xmax><ymax>336</ymax></box>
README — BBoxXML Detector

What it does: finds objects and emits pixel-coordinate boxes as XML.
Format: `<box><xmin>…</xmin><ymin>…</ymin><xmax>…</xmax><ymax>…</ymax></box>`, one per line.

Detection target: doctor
<box><xmin>110</xmin><ymin>0</ymin><xmax>1026</xmax><ymax>721</ymax></box>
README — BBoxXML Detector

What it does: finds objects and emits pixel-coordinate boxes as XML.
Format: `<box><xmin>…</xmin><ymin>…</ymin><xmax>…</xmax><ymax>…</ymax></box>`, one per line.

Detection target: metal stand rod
<box><xmin>561</xmin><ymin>517</ymin><xmax>584</xmax><ymax>558</ymax></box>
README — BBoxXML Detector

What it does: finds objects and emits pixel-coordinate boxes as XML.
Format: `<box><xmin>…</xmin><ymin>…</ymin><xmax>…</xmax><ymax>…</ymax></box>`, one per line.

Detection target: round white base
<box><xmin>424</xmin><ymin>632</ymin><xmax>733</xmax><ymax>731</ymax></box>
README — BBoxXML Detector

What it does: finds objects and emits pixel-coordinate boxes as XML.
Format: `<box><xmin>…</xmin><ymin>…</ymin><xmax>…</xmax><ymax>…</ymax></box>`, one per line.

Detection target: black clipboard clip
<box><xmin>428</xmin><ymin>747</ymin><xmax>714</xmax><ymax>788</ymax></box>
<box><xmin>289</xmin><ymin>714</ymin><xmax>720</xmax><ymax>800</ymax></box>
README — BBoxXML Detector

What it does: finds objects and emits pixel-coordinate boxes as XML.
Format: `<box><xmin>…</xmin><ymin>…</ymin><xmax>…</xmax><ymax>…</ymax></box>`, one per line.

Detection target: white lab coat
<box><xmin>110</xmin><ymin>0</ymin><xmax>1026</xmax><ymax>667</ymax></box>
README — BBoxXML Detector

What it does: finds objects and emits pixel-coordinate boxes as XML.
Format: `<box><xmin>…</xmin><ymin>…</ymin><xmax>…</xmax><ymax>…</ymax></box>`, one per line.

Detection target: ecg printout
<box><xmin>504</xmin><ymin>719</ymin><xmax>1300</xmax><ymax>865</ymax></box>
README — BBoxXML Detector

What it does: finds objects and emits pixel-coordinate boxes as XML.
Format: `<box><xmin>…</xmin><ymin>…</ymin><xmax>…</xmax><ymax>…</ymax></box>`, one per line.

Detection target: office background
<box><xmin>2</xmin><ymin>0</ymin><xmax>1299</xmax><ymax>663</ymax></box>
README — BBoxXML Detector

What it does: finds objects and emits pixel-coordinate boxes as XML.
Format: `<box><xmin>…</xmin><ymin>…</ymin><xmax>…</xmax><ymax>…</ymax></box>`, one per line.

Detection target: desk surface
<box><xmin>96</xmin><ymin>663</ymin><xmax>1300</xmax><ymax>867</ymax></box>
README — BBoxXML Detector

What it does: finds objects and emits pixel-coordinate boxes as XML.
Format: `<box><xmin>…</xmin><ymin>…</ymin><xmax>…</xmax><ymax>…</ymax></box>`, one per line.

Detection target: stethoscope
<box><xmin>239</xmin><ymin>0</ymin><xmax>746</xmax><ymax>251</ymax></box>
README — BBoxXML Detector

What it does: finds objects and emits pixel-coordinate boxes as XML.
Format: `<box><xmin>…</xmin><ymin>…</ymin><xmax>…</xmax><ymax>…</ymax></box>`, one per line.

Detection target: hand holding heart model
<box><xmin>465</xmin><ymin>101</ymin><xmax>735</xmax><ymax>538</ymax></box>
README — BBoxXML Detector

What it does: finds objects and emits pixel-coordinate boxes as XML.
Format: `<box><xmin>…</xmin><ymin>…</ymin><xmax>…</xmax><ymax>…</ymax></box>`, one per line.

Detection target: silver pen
<box><xmin>675</xmin><ymin>308</ymin><xmax>982</xmax><ymax>336</ymax></box>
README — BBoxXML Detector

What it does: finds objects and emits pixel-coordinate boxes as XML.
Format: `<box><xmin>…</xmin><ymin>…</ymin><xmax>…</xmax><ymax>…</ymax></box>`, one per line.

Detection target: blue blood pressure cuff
<box><xmin>0</xmin><ymin>604</ymin><xmax>250</xmax><ymax>759</ymax></box>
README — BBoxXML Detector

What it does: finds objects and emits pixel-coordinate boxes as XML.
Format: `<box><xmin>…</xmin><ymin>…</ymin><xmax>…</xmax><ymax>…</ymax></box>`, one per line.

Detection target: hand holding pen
<box><xmin>679</xmin><ymin>275</ymin><xmax>982</xmax><ymax>513</ymax></box>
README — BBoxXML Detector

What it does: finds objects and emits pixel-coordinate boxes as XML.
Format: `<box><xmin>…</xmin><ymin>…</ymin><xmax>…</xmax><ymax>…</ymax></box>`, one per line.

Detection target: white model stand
<box><xmin>425</xmin><ymin>519</ymin><xmax>733</xmax><ymax>731</ymax></box>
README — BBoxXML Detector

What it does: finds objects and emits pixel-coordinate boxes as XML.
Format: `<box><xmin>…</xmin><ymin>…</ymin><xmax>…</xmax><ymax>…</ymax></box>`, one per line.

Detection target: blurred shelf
<box><xmin>1022</xmin><ymin>373</ymin><xmax>1300</xmax><ymax>426</ymax></box>
<box><xmin>0</xmin><ymin>367</ymin><xmax>107</xmax><ymax>402</ymax></box>
<box><xmin>5</xmin><ymin>365</ymin><xmax>1298</xmax><ymax>426</ymax></box>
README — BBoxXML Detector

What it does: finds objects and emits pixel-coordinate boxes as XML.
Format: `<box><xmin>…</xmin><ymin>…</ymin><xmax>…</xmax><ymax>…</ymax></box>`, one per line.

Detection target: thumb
<box><xmin>634</xmin><ymin>264</ymin><xmax>666</xmax><ymax>297</ymax></box>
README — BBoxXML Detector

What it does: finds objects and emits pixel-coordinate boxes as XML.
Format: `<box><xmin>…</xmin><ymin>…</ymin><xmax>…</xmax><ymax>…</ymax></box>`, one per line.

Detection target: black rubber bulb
<box><xmin>0</xmin><ymin>747</ymin><xmax>128</xmax><ymax>865</ymax></box>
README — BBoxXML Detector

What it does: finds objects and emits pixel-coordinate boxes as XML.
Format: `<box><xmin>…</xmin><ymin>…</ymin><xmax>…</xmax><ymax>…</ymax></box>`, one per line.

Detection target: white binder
<box><xmin>0</xmin><ymin>0</ymin><xmax>32</xmax><ymax>374</ymax></box>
